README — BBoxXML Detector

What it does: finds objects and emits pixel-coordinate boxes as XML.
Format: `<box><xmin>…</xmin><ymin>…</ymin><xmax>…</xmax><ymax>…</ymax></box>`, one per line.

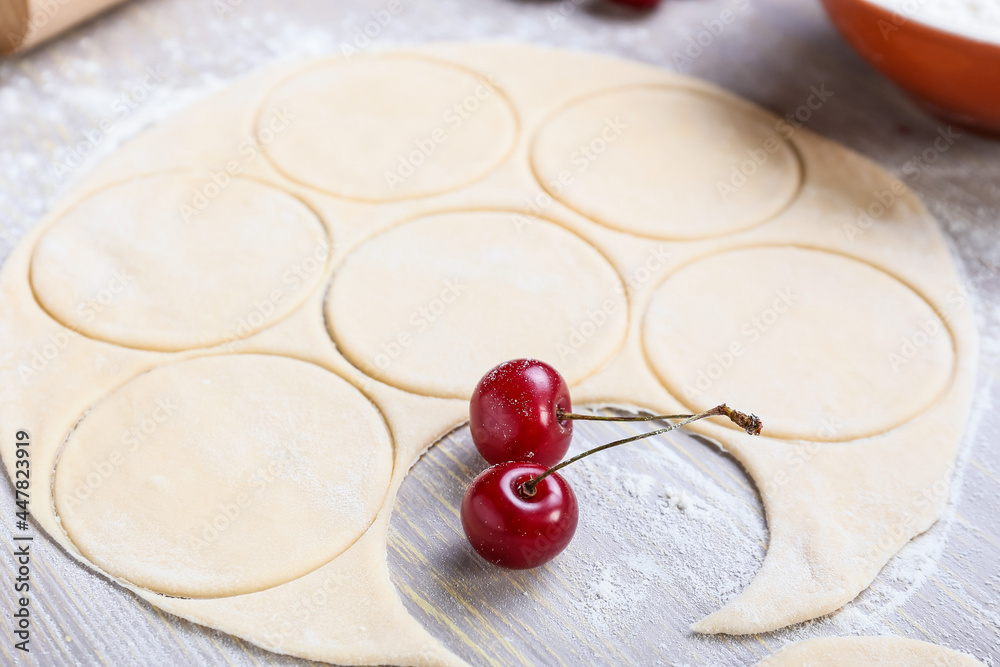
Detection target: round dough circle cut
<box><xmin>531</xmin><ymin>86</ymin><xmax>800</xmax><ymax>240</ymax></box>
<box><xmin>643</xmin><ymin>247</ymin><xmax>955</xmax><ymax>441</ymax></box>
<box><xmin>326</xmin><ymin>211</ymin><xmax>628</xmax><ymax>399</ymax></box>
<box><xmin>258</xmin><ymin>55</ymin><xmax>517</xmax><ymax>201</ymax></box>
<box><xmin>53</xmin><ymin>355</ymin><xmax>393</xmax><ymax>598</ymax></box>
<box><xmin>30</xmin><ymin>173</ymin><xmax>329</xmax><ymax>352</ymax></box>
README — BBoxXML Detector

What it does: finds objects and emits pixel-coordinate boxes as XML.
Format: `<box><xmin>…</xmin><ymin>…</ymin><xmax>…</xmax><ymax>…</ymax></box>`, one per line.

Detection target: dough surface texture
<box><xmin>0</xmin><ymin>44</ymin><xmax>976</xmax><ymax>665</ymax></box>
<box><xmin>54</xmin><ymin>354</ymin><xmax>394</xmax><ymax>599</ymax></box>
<box><xmin>756</xmin><ymin>636</ymin><xmax>984</xmax><ymax>666</ymax></box>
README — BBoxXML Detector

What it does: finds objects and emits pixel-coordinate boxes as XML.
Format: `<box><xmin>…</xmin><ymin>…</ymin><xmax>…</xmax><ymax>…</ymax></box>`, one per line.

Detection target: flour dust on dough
<box><xmin>0</xmin><ymin>44</ymin><xmax>976</xmax><ymax>666</ymax></box>
<box><xmin>756</xmin><ymin>636</ymin><xmax>984</xmax><ymax>666</ymax></box>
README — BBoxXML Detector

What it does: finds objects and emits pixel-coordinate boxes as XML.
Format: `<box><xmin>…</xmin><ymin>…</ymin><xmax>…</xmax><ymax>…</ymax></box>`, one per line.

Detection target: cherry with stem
<box><xmin>464</xmin><ymin>359</ymin><xmax>764</xmax><ymax>570</ymax></box>
<box><xmin>470</xmin><ymin>358</ymin><xmax>763</xmax><ymax>467</ymax></box>
<box><xmin>521</xmin><ymin>404</ymin><xmax>761</xmax><ymax>498</ymax></box>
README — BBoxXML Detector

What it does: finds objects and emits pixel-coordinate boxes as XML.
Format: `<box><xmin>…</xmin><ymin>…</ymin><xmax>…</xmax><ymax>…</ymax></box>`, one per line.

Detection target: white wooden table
<box><xmin>1</xmin><ymin>0</ymin><xmax>998</xmax><ymax>664</ymax></box>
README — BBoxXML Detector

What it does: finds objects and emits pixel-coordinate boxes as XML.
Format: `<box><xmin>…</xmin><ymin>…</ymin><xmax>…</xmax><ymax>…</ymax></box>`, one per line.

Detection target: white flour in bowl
<box><xmin>864</xmin><ymin>0</ymin><xmax>1000</xmax><ymax>45</ymax></box>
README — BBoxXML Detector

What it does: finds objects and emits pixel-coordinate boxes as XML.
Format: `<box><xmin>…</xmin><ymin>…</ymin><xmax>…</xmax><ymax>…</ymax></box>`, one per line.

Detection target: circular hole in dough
<box><xmin>642</xmin><ymin>246</ymin><xmax>955</xmax><ymax>442</ymax></box>
<box><xmin>30</xmin><ymin>173</ymin><xmax>330</xmax><ymax>352</ymax></box>
<box><xmin>530</xmin><ymin>86</ymin><xmax>801</xmax><ymax>240</ymax></box>
<box><xmin>257</xmin><ymin>55</ymin><xmax>518</xmax><ymax>201</ymax></box>
<box><xmin>325</xmin><ymin>211</ymin><xmax>628</xmax><ymax>399</ymax></box>
<box><xmin>53</xmin><ymin>354</ymin><xmax>393</xmax><ymax>599</ymax></box>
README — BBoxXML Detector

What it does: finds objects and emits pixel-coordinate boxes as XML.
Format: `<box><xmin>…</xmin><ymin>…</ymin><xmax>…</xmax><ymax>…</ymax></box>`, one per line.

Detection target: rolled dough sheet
<box><xmin>0</xmin><ymin>43</ymin><xmax>976</xmax><ymax>665</ymax></box>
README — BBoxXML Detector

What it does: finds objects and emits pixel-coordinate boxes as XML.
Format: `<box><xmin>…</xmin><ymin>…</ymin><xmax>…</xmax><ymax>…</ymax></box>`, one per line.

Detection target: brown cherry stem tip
<box><xmin>521</xmin><ymin>404</ymin><xmax>762</xmax><ymax>498</ymax></box>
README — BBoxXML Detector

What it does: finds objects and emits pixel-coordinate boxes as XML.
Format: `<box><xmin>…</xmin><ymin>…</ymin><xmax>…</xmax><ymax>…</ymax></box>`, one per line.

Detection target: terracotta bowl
<box><xmin>821</xmin><ymin>0</ymin><xmax>1000</xmax><ymax>136</ymax></box>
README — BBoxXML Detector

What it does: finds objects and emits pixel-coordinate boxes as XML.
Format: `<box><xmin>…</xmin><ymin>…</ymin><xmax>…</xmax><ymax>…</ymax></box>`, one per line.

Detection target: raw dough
<box><xmin>53</xmin><ymin>354</ymin><xmax>394</xmax><ymax>598</ymax></box>
<box><xmin>643</xmin><ymin>246</ymin><xmax>954</xmax><ymax>441</ymax></box>
<box><xmin>531</xmin><ymin>86</ymin><xmax>800</xmax><ymax>239</ymax></box>
<box><xmin>30</xmin><ymin>172</ymin><xmax>329</xmax><ymax>351</ymax></box>
<box><xmin>258</xmin><ymin>55</ymin><xmax>517</xmax><ymax>201</ymax></box>
<box><xmin>326</xmin><ymin>210</ymin><xmax>627</xmax><ymax>399</ymax></box>
<box><xmin>756</xmin><ymin>636</ymin><xmax>983</xmax><ymax>666</ymax></box>
<box><xmin>0</xmin><ymin>45</ymin><xmax>976</xmax><ymax>665</ymax></box>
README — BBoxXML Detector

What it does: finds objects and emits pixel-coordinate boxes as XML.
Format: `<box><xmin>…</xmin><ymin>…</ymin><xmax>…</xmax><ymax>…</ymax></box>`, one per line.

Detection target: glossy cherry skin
<box><xmin>470</xmin><ymin>359</ymin><xmax>573</xmax><ymax>467</ymax></box>
<box><xmin>461</xmin><ymin>461</ymin><xmax>579</xmax><ymax>570</ymax></box>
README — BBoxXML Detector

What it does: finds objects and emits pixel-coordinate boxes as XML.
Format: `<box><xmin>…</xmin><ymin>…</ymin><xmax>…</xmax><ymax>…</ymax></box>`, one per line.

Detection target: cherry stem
<box><xmin>521</xmin><ymin>404</ymin><xmax>762</xmax><ymax>498</ymax></box>
<box><xmin>558</xmin><ymin>409</ymin><xmax>696</xmax><ymax>423</ymax></box>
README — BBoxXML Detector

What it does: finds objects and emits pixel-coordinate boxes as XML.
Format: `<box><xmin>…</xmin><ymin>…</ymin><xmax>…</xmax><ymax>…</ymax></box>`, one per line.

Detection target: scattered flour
<box><xmin>2</xmin><ymin>0</ymin><xmax>998</xmax><ymax>664</ymax></box>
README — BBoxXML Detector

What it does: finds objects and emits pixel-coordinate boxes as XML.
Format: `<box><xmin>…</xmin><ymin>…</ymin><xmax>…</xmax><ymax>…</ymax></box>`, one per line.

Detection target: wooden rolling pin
<box><xmin>0</xmin><ymin>0</ymin><xmax>128</xmax><ymax>55</ymax></box>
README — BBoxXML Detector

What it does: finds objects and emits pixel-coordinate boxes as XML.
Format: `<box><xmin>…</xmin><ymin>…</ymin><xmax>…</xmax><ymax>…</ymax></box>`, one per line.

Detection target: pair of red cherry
<box><xmin>460</xmin><ymin>359</ymin><xmax>762</xmax><ymax>570</ymax></box>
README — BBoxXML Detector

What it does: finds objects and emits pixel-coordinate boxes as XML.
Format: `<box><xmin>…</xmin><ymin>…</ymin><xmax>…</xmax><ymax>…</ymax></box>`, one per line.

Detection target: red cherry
<box><xmin>470</xmin><ymin>359</ymin><xmax>573</xmax><ymax>467</ymax></box>
<box><xmin>461</xmin><ymin>461</ymin><xmax>578</xmax><ymax>569</ymax></box>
